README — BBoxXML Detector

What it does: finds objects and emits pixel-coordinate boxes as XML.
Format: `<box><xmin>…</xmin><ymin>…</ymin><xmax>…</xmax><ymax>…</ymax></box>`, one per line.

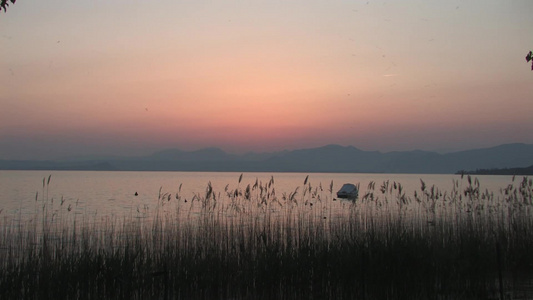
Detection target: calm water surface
<box><xmin>0</xmin><ymin>170</ymin><xmax>518</xmax><ymax>220</ymax></box>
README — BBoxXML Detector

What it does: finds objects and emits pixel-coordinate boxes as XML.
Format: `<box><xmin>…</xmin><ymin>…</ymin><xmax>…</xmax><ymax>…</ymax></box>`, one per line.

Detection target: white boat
<box><xmin>336</xmin><ymin>183</ymin><xmax>358</xmax><ymax>199</ymax></box>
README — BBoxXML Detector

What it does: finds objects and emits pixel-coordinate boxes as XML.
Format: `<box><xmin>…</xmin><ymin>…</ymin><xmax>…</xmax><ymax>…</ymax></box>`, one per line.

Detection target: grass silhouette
<box><xmin>0</xmin><ymin>174</ymin><xmax>532</xmax><ymax>299</ymax></box>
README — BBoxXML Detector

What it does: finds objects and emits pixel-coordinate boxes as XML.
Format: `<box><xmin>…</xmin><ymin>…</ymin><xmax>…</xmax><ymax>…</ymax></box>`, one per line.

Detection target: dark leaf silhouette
<box><xmin>1</xmin><ymin>0</ymin><xmax>15</xmax><ymax>13</ymax></box>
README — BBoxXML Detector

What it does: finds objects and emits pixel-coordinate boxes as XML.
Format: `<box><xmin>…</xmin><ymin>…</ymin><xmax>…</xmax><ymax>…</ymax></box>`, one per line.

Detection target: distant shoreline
<box><xmin>2</xmin><ymin>143</ymin><xmax>533</xmax><ymax>174</ymax></box>
<box><xmin>457</xmin><ymin>165</ymin><xmax>533</xmax><ymax>176</ymax></box>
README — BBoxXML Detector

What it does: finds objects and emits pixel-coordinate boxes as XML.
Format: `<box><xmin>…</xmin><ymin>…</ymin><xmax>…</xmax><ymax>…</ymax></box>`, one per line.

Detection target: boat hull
<box><xmin>336</xmin><ymin>183</ymin><xmax>358</xmax><ymax>199</ymax></box>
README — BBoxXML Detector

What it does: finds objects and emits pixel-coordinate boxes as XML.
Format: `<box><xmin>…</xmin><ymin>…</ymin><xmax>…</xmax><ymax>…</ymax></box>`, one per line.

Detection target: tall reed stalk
<box><xmin>0</xmin><ymin>174</ymin><xmax>532</xmax><ymax>299</ymax></box>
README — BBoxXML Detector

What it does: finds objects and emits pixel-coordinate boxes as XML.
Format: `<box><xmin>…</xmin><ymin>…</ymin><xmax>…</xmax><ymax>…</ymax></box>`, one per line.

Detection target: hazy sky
<box><xmin>1</xmin><ymin>1</ymin><xmax>533</xmax><ymax>160</ymax></box>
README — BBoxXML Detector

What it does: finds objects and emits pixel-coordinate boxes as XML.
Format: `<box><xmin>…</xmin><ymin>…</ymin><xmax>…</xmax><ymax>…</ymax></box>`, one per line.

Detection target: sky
<box><xmin>1</xmin><ymin>1</ymin><xmax>533</xmax><ymax>160</ymax></box>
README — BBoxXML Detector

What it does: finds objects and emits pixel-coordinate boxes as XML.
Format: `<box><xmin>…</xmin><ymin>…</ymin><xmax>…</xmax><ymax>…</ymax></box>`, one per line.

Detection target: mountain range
<box><xmin>1</xmin><ymin>143</ymin><xmax>533</xmax><ymax>174</ymax></box>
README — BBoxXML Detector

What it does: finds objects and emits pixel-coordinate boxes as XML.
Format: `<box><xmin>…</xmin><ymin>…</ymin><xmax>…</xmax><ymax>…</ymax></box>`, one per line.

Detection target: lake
<box><xmin>0</xmin><ymin>170</ymin><xmax>518</xmax><ymax>221</ymax></box>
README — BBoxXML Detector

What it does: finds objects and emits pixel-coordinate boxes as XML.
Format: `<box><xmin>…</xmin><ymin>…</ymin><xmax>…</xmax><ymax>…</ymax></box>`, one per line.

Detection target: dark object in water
<box><xmin>134</xmin><ymin>192</ymin><xmax>138</xmax><ymax>196</ymax></box>
<box><xmin>337</xmin><ymin>183</ymin><xmax>358</xmax><ymax>199</ymax></box>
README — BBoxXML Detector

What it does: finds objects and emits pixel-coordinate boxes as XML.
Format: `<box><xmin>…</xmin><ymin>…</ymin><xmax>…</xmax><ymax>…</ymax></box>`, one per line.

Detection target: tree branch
<box><xmin>1</xmin><ymin>0</ymin><xmax>16</xmax><ymax>13</ymax></box>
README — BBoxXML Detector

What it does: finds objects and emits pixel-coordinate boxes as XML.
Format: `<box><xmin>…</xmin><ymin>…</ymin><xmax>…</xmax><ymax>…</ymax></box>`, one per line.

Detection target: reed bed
<box><xmin>0</xmin><ymin>174</ymin><xmax>532</xmax><ymax>299</ymax></box>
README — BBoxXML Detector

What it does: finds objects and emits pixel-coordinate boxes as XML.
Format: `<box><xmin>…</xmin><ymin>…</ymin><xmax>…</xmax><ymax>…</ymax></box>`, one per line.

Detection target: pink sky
<box><xmin>1</xmin><ymin>1</ymin><xmax>533</xmax><ymax>160</ymax></box>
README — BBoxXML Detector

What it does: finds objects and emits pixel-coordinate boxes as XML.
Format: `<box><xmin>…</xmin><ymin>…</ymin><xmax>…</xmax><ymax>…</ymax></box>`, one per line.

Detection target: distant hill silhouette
<box><xmin>148</xmin><ymin>147</ymin><xmax>236</xmax><ymax>161</ymax></box>
<box><xmin>1</xmin><ymin>143</ymin><xmax>533</xmax><ymax>174</ymax></box>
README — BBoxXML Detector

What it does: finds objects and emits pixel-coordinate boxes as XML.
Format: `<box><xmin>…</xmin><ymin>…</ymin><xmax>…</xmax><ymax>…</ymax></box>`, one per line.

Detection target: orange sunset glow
<box><xmin>1</xmin><ymin>1</ymin><xmax>533</xmax><ymax>159</ymax></box>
